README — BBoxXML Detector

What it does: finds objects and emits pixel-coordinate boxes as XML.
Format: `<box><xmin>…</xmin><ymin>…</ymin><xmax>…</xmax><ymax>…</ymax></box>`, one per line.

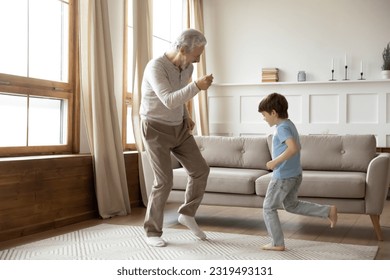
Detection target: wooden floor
<box><xmin>1</xmin><ymin>198</ymin><xmax>389</xmax><ymax>259</ymax></box>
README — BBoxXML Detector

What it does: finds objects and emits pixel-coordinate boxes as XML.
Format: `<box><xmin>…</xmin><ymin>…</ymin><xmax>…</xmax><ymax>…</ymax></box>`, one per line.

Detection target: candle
<box><xmin>344</xmin><ymin>54</ymin><xmax>347</xmax><ymax>66</ymax></box>
<box><xmin>360</xmin><ymin>60</ymin><xmax>363</xmax><ymax>73</ymax></box>
<box><xmin>331</xmin><ymin>58</ymin><xmax>334</xmax><ymax>70</ymax></box>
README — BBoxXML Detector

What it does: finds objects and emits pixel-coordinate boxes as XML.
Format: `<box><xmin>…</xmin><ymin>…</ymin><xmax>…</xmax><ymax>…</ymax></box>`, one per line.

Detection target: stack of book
<box><xmin>261</xmin><ymin>68</ymin><xmax>279</xmax><ymax>82</ymax></box>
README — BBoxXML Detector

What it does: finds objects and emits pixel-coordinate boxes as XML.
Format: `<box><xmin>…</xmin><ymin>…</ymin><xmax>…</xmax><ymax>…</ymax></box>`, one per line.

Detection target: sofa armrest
<box><xmin>365</xmin><ymin>153</ymin><xmax>390</xmax><ymax>214</ymax></box>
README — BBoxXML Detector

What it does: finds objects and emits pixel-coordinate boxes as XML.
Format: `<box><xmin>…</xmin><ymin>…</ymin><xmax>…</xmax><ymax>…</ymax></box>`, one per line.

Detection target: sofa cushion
<box><xmin>173</xmin><ymin>167</ymin><xmax>270</xmax><ymax>195</ymax></box>
<box><xmin>300</xmin><ymin>134</ymin><xmax>376</xmax><ymax>172</ymax></box>
<box><xmin>256</xmin><ymin>170</ymin><xmax>366</xmax><ymax>198</ymax></box>
<box><xmin>194</xmin><ymin>135</ymin><xmax>271</xmax><ymax>169</ymax></box>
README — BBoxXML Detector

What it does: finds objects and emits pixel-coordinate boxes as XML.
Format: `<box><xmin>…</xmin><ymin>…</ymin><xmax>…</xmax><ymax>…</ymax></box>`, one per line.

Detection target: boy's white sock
<box><xmin>178</xmin><ymin>214</ymin><xmax>207</xmax><ymax>240</ymax></box>
<box><xmin>145</xmin><ymin>236</ymin><xmax>166</xmax><ymax>247</ymax></box>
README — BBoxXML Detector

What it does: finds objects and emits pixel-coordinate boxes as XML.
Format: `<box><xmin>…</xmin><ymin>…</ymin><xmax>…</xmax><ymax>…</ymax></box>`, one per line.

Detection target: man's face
<box><xmin>182</xmin><ymin>45</ymin><xmax>204</xmax><ymax>66</ymax></box>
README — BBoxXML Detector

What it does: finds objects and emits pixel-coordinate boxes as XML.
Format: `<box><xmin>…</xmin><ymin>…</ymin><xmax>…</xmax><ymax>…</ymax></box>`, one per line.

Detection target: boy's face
<box><xmin>261</xmin><ymin>110</ymin><xmax>278</xmax><ymax>127</ymax></box>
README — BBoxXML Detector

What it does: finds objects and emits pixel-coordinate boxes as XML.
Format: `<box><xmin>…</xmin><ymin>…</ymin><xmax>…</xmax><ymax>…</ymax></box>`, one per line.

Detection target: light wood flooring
<box><xmin>1</xmin><ymin>199</ymin><xmax>389</xmax><ymax>259</ymax></box>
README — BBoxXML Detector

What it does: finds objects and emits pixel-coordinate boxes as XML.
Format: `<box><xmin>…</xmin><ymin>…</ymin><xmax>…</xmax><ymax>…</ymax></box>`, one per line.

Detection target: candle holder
<box><xmin>329</xmin><ymin>69</ymin><xmax>336</xmax><ymax>81</ymax></box>
<box><xmin>343</xmin><ymin>65</ymin><xmax>349</xmax><ymax>80</ymax></box>
<box><xmin>358</xmin><ymin>72</ymin><xmax>365</xmax><ymax>80</ymax></box>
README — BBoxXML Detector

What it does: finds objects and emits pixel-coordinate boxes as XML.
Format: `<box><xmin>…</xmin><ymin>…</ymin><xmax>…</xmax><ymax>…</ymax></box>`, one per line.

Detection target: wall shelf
<box><xmin>213</xmin><ymin>79</ymin><xmax>390</xmax><ymax>87</ymax></box>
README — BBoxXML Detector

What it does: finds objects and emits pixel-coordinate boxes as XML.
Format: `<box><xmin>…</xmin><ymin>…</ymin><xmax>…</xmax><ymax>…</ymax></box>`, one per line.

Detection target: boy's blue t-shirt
<box><xmin>272</xmin><ymin>119</ymin><xmax>302</xmax><ymax>179</ymax></box>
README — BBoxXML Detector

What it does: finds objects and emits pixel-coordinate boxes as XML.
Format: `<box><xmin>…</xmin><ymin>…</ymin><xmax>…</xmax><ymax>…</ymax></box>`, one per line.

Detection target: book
<box><xmin>261</xmin><ymin>67</ymin><xmax>279</xmax><ymax>82</ymax></box>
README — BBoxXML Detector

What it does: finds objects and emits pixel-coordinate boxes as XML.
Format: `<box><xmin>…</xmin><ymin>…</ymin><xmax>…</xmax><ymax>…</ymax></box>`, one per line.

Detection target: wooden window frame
<box><xmin>0</xmin><ymin>0</ymin><xmax>79</xmax><ymax>157</ymax></box>
<box><xmin>122</xmin><ymin>0</ymin><xmax>136</xmax><ymax>151</ymax></box>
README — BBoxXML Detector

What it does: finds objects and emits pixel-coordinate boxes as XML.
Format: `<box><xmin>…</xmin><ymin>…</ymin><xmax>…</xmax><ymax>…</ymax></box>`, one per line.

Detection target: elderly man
<box><xmin>140</xmin><ymin>29</ymin><xmax>213</xmax><ymax>247</ymax></box>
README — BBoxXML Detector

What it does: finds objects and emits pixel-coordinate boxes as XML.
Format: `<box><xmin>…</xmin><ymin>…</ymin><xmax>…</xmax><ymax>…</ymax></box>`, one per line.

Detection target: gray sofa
<box><xmin>142</xmin><ymin>134</ymin><xmax>390</xmax><ymax>241</ymax></box>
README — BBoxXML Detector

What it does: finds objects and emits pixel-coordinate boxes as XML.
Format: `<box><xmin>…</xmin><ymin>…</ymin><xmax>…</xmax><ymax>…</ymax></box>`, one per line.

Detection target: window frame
<box><xmin>122</xmin><ymin>0</ymin><xmax>135</xmax><ymax>151</ymax></box>
<box><xmin>0</xmin><ymin>0</ymin><xmax>79</xmax><ymax>157</ymax></box>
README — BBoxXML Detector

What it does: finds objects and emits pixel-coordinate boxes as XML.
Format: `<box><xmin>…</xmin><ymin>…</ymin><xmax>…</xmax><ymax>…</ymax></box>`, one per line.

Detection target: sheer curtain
<box><xmin>79</xmin><ymin>0</ymin><xmax>131</xmax><ymax>218</ymax></box>
<box><xmin>131</xmin><ymin>0</ymin><xmax>153</xmax><ymax>206</ymax></box>
<box><xmin>186</xmin><ymin>0</ymin><xmax>210</xmax><ymax>136</ymax></box>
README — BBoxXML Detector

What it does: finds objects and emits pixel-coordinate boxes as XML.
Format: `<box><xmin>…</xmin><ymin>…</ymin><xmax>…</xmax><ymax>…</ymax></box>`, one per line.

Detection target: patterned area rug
<box><xmin>0</xmin><ymin>224</ymin><xmax>378</xmax><ymax>260</ymax></box>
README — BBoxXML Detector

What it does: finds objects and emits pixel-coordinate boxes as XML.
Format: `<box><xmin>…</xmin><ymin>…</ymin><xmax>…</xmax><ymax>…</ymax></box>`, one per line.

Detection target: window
<box><xmin>124</xmin><ymin>0</ymin><xmax>134</xmax><ymax>149</ymax></box>
<box><xmin>152</xmin><ymin>0</ymin><xmax>185</xmax><ymax>59</ymax></box>
<box><xmin>123</xmin><ymin>0</ymin><xmax>184</xmax><ymax>149</ymax></box>
<box><xmin>0</xmin><ymin>0</ymin><xmax>78</xmax><ymax>156</ymax></box>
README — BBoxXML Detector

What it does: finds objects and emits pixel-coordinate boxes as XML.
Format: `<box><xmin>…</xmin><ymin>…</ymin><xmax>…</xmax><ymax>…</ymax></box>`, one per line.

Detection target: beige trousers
<box><xmin>141</xmin><ymin>119</ymin><xmax>210</xmax><ymax>237</ymax></box>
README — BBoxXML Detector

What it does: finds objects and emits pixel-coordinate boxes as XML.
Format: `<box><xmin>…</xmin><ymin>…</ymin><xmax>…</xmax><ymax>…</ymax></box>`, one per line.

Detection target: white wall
<box><xmin>203</xmin><ymin>0</ymin><xmax>390</xmax><ymax>83</ymax></box>
<box><xmin>81</xmin><ymin>0</ymin><xmax>390</xmax><ymax>151</ymax></box>
<box><xmin>202</xmin><ymin>0</ymin><xmax>390</xmax><ymax>146</ymax></box>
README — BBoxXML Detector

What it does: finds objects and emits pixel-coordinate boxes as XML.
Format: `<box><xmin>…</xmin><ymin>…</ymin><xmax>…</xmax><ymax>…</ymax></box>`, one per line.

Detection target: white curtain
<box><xmin>79</xmin><ymin>0</ymin><xmax>131</xmax><ymax>218</ymax></box>
<box><xmin>131</xmin><ymin>0</ymin><xmax>153</xmax><ymax>206</ymax></box>
<box><xmin>186</xmin><ymin>0</ymin><xmax>210</xmax><ymax>136</ymax></box>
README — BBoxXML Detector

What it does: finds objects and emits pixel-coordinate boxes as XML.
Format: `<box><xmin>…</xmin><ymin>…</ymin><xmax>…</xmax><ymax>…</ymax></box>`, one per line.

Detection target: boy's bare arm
<box><xmin>266</xmin><ymin>138</ymin><xmax>299</xmax><ymax>170</ymax></box>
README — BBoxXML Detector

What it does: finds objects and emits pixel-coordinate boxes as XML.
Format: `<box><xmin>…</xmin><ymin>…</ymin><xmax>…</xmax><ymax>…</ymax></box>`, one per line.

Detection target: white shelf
<box><xmin>213</xmin><ymin>79</ymin><xmax>390</xmax><ymax>87</ymax></box>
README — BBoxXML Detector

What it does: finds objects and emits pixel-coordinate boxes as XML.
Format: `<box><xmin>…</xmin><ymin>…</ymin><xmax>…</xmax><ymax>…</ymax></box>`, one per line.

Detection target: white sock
<box><xmin>178</xmin><ymin>214</ymin><xmax>207</xmax><ymax>240</ymax></box>
<box><xmin>145</xmin><ymin>236</ymin><xmax>166</xmax><ymax>247</ymax></box>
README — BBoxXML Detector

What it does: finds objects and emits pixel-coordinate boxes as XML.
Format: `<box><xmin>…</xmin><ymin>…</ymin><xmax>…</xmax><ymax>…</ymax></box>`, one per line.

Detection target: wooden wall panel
<box><xmin>124</xmin><ymin>151</ymin><xmax>141</xmax><ymax>207</ymax></box>
<box><xmin>0</xmin><ymin>152</ymin><xmax>142</xmax><ymax>242</ymax></box>
<box><xmin>0</xmin><ymin>155</ymin><xmax>97</xmax><ymax>241</ymax></box>
<box><xmin>209</xmin><ymin>81</ymin><xmax>390</xmax><ymax>146</ymax></box>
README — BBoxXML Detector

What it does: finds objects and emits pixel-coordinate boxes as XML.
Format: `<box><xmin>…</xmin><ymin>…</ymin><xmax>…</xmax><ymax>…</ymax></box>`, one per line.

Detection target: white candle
<box><xmin>344</xmin><ymin>54</ymin><xmax>347</xmax><ymax>66</ymax></box>
<box><xmin>332</xmin><ymin>58</ymin><xmax>334</xmax><ymax>70</ymax></box>
<box><xmin>360</xmin><ymin>60</ymin><xmax>363</xmax><ymax>73</ymax></box>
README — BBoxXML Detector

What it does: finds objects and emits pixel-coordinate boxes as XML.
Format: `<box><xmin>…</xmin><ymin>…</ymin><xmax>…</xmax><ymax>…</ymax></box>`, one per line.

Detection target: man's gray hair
<box><xmin>172</xmin><ymin>29</ymin><xmax>207</xmax><ymax>52</ymax></box>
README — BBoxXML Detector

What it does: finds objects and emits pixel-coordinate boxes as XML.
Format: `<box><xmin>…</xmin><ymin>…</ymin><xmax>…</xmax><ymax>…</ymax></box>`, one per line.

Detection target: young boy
<box><xmin>258</xmin><ymin>93</ymin><xmax>338</xmax><ymax>251</ymax></box>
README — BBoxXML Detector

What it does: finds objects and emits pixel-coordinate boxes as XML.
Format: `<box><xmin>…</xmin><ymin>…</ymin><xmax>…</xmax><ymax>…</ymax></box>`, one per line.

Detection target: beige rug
<box><xmin>0</xmin><ymin>224</ymin><xmax>378</xmax><ymax>260</ymax></box>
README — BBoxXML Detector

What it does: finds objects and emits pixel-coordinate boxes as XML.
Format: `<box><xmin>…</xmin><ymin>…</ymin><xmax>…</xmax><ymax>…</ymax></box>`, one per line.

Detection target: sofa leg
<box><xmin>370</xmin><ymin>215</ymin><xmax>383</xmax><ymax>241</ymax></box>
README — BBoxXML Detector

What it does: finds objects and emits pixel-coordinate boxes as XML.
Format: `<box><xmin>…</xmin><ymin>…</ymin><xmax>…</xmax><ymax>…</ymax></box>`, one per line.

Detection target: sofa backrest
<box><xmin>194</xmin><ymin>135</ymin><xmax>271</xmax><ymax>169</ymax></box>
<box><xmin>193</xmin><ymin>134</ymin><xmax>376</xmax><ymax>172</ymax></box>
<box><xmin>300</xmin><ymin>134</ymin><xmax>376</xmax><ymax>172</ymax></box>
